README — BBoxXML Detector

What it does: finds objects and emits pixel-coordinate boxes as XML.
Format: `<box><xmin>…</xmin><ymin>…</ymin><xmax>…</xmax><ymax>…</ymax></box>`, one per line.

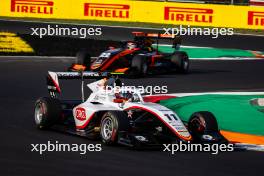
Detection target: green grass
<box><xmin>159</xmin><ymin>94</ymin><xmax>264</xmax><ymax>136</ymax></box>
<box><xmin>0</xmin><ymin>16</ymin><xmax>263</xmax><ymax>35</ymax></box>
<box><xmin>154</xmin><ymin>45</ymin><xmax>263</xmax><ymax>57</ymax></box>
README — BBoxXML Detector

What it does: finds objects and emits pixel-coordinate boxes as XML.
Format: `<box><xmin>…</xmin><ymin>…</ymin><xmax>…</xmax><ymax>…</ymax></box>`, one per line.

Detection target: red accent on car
<box><xmin>143</xmin><ymin>95</ymin><xmax>176</xmax><ymax>103</ymax></box>
<box><xmin>151</xmin><ymin>55</ymin><xmax>163</xmax><ymax>66</ymax></box>
<box><xmin>75</xmin><ymin>107</ymin><xmax>86</xmax><ymax>121</ymax></box>
<box><xmin>132</xmin><ymin>31</ymin><xmax>145</xmax><ymax>36</ymax></box>
<box><xmin>76</xmin><ymin>112</ymin><xmax>96</xmax><ymax>129</ymax></box>
<box><xmin>48</xmin><ymin>75</ymin><xmax>61</xmax><ymax>93</ymax></box>
<box><xmin>111</xmin><ymin>129</ymin><xmax>117</xmax><ymax>141</ymax></box>
<box><xmin>113</xmin><ymin>98</ymin><xmax>124</xmax><ymax>103</ymax></box>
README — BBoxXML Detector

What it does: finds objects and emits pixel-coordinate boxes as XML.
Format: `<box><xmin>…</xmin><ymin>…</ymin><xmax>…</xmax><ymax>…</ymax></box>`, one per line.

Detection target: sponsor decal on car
<box><xmin>75</xmin><ymin>107</ymin><xmax>86</xmax><ymax>121</ymax></box>
<box><xmin>84</xmin><ymin>3</ymin><xmax>129</xmax><ymax>18</ymax></box>
<box><xmin>11</xmin><ymin>0</ymin><xmax>54</xmax><ymax>14</ymax></box>
<box><xmin>55</xmin><ymin>72</ymin><xmax>100</xmax><ymax>77</ymax></box>
<box><xmin>248</xmin><ymin>11</ymin><xmax>264</xmax><ymax>26</ymax></box>
<box><xmin>164</xmin><ymin>7</ymin><xmax>213</xmax><ymax>23</ymax></box>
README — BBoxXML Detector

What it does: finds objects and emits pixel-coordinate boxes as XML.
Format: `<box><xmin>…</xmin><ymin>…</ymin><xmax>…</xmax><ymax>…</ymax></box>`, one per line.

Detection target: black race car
<box><xmin>69</xmin><ymin>32</ymin><xmax>189</xmax><ymax>76</ymax></box>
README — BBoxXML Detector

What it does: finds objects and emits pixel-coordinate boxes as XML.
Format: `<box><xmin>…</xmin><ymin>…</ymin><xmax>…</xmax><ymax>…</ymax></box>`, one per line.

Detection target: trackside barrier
<box><xmin>0</xmin><ymin>0</ymin><xmax>263</xmax><ymax>29</ymax></box>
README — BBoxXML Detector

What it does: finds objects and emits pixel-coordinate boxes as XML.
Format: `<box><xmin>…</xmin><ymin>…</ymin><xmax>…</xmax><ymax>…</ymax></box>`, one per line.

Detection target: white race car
<box><xmin>34</xmin><ymin>71</ymin><xmax>227</xmax><ymax>148</ymax></box>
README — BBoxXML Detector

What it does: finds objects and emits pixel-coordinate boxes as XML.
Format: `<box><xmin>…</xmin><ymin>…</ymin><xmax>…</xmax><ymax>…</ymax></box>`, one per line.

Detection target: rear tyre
<box><xmin>188</xmin><ymin>111</ymin><xmax>227</xmax><ymax>143</ymax></box>
<box><xmin>76</xmin><ymin>50</ymin><xmax>91</xmax><ymax>70</ymax></box>
<box><xmin>130</xmin><ymin>55</ymin><xmax>148</xmax><ymax>77</ymax></box>
<box><xmin>34</xmin><ymin>97</ymin><xmax>62</xmax><ymax>130</ymax></box>
<box><xmin>100</xmin><ymin>111</ymin><xmax>130</xmax><ymax>145</ymax></box>
<box><xmin>171</xmin><ymin>51</ymin><xmax>189</xmax><ymax>73</ymax></box>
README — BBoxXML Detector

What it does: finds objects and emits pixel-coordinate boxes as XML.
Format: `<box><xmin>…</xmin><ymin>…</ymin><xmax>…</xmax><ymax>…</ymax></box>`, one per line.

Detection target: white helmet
<box><xmin>127</xmin><ymin>42</ymin><xmax>136</xmax><ymax>50</ymax></box>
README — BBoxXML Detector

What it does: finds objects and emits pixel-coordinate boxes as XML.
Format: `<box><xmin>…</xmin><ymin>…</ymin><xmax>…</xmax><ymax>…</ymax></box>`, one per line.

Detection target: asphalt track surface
<box><xmin>0</xmin><ymin>57</ymin><xmax>264</xmax><ymax>176</ymax></box>
<box><xmin>0</xmin><ymin>19</ymin><xmax>264</xmax><ymax>51</ymax></box>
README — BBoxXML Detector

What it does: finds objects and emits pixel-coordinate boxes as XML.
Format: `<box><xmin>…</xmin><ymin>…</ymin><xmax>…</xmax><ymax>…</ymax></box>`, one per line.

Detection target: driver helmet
<box><xmin>127</xmin><ymin>42</ymin><xmax>137</xmax><ymax>50</ymax></box>
<box><xmin>115</xmin><ymin>91</ymin><xmax>133</xmax><ymax>101</ymax></box>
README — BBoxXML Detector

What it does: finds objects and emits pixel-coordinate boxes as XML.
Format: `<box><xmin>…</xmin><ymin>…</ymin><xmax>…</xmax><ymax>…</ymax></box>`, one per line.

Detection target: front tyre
<box><xmin>100</xmin><ymin>111</ymin><xmax>130</xmax><ymax>145</ymax></box>
<box><xmin>171</xmin><ymin>51</ymin><xmax>189</xmax><ymax>73</ymax></box>
<box><xmin>188</xmin><ymin>111</ymin><xmax>227</xmax><ymax>143</ymax></box>
<box><xmin>34</xmin><ymin>97</ymin><xmax>61</xmax><ymax>130</ymax></box>
<box><xmin>130</xmin><ymin>55</ymin><xmax>148</xmax><ymax>77</ymax></box>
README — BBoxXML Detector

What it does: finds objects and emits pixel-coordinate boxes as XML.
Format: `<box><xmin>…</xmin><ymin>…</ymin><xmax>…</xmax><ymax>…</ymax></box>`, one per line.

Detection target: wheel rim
<box><xmin>101</xmin><ymin>116</ymin><xmax>114</xmax><ymax>140</ymax></box>
<box><xmin>183</xmin><ymin>58</ymin><xmax>189</xmax><ymax>70</ymax></box>
<box><xmin>35</xmin><ymin>103</ymin><xmax>44</xmax><ymax>125</ymax></box>
<box><xmin>190</xmin><ymin>117</ymin><xmax>205</xmax><ymax>133</ymax></box>
<box><xmin>142</xmin><ymin>63</ymin><xmax>148</xmax><ymax>74</ymax></box>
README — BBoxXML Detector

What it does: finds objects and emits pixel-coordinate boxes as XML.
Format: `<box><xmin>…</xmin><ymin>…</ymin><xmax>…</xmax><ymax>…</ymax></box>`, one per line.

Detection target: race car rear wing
<box><xmin>47</xmin><ymin>71</ymin><xmax>120</xmax><ymax>101</ymax></box>
<box><xmin>48</xmin><ymin>71</ymin><xmax>107</xmax><ymax>81</ymax></box>
<box><xmin>132</xmin><ymin>31</ymin><xmax>182</xmax><ymax>49</ymax></box>
<box><xmin>132</xmin><ymin>32</ymin><xmax>174</xmax><ymax>38</ymax></box>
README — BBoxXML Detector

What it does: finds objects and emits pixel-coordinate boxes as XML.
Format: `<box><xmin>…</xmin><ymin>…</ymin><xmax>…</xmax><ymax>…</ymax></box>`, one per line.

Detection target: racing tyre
<box><xmin>100</xmin><ymin>111</ymin><xmax>130</xmax><ymax>145</ymax></box>
<box><xmin>34</xmin><ymin>97</ymin><xmax>62</xmax><ymax>130</ymax></box>
<box><xmin>76</xmin><ymin>50</ymin><xmax>91</xmax><ymax>70</ymax></box>
<box><xmin>131</xmin><ymin>55</ymin><xmax>148</xmax><ymax>77</ymax></box>
<box><xmin>188</xmin><ymin>111</ymin><xmax>227</xmax><ymax>143</ymax></box>
<box><xmin>171</xmin><ymin>51</ymin><xmax>189</xmax><ymax>73</ymax></box>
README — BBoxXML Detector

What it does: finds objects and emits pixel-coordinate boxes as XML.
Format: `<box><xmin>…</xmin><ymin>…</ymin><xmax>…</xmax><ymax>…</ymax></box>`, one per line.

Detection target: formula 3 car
<box><xmin>69</xmin><ymin>32</ymin><xmax>189</xmax><ymax>77</ymax></box>
<box><xmin>34</xmin><ymin>71</ymin><xmax>227</xmax><ymax>148</ymax></box>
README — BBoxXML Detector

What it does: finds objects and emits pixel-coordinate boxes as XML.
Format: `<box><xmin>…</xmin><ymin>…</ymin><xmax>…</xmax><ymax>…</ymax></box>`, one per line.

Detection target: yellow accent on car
<box><xmin>0</xmin><ymin>32</ymin><xmax>34</xmax><ymax>53</ymax></box>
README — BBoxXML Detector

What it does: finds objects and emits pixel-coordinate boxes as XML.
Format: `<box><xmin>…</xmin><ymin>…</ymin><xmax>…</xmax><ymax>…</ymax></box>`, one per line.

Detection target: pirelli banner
<box><xmin>0</xmin><ymin>0</ymin><xmax>263</xmax><ymax>29</ymax></box>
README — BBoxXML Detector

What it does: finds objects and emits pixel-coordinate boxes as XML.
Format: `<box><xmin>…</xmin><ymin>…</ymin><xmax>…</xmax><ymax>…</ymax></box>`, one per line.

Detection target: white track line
<box><xmin>155</xmin><ymin>44</ymin><xmax>214</xmax><ymax>49</ymax></box>
<box><xmin>156</xmin><ymin>44</ymin><xmax>264</xmax><ymax>59</ymax></box>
